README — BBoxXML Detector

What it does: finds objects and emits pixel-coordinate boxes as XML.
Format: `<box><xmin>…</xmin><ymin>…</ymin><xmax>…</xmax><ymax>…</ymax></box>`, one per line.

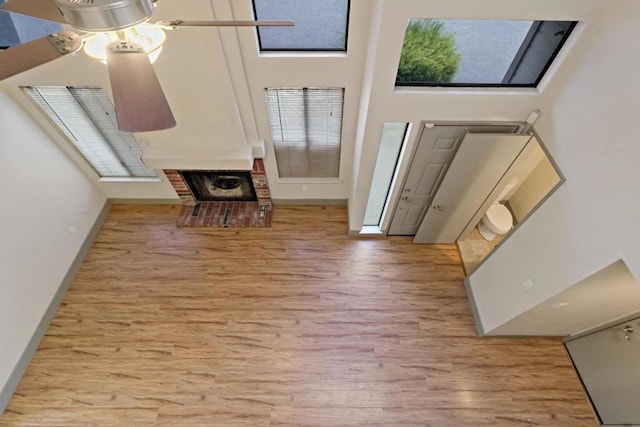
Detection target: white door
<box><xmin>413</xmin><ymin>133</ymin><xmax>531</xmax><ymax>243</ymax></box>
<box><xmin>566</xmin><ymin>318</ymin><xmax>640</xmax><ymax>426</ymax></box>
<box><xmin>388</xmin><ymin>124</ymin><xmax>518</xmax><ymax>235</ymax></box>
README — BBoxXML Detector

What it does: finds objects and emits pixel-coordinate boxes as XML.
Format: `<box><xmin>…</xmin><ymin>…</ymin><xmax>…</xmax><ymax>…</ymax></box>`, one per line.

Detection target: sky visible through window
<box><xmin>253</xmin><ymin>0</ymin><xmax>348</xmax><ymax>50</ymax></box>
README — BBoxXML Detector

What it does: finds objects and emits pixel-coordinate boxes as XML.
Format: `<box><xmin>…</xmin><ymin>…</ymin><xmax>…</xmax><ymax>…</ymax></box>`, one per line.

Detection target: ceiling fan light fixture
<box><xmin>55</xmin><ymin>0</ymin><xmax>155</xmax><ymax>32</ymax></box>
<box><xmin>83</xmin><ymin>23</ymin><xmax>166</xmax><ymax>63</ymax></box>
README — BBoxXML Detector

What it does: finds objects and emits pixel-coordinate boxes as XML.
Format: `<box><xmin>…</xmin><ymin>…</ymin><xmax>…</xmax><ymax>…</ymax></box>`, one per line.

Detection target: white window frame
<box><xmin>23</xmin><ymin>86</ymin><xmax>159</xmax><ymax>181</ymax></box>
<box><xmin>265</xmin><ymin>87</ymin><xmax>344</xmax><ymax>180</ymax></box>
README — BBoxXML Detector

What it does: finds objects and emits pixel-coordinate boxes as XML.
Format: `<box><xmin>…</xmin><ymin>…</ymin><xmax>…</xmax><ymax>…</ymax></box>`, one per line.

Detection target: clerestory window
<box><xmin>395</xmin><ymin>19</ymin><xmax>577</xmax><ymax>87</ymax></box>
<box><xmin>253</xmin><ymin>0</ymin><xmax>349</xmax><ymax>51</ymax></box>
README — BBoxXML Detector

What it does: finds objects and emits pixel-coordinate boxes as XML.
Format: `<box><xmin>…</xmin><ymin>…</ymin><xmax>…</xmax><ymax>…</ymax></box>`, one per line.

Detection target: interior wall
<box><xmin>508</xmin><ymin>153</ymin><xmax>559</xmax><ymax>222</ymax></box>
<box><xmin>346</xmin><ymin>0</ymin><xmax>612</xmax><ymax>232</ymax></box>
<box><xmin>467</xmin><ymin>0</ymin><xmax>640</xmax><ymax>335</ymax></box>
<box><xmin>0</xmin><ymin>87</ymin><xmax>107</xmax><ymax>396</ymax></box>
<box><xmin>1</xmin><ymin>0</ymin><xmax>613</xmax><ymax>208</ymax></box>
<box><xmin>4</xmin><ymin>63</ymin><xmax>181</xmax><ymax>201</ymax></box>
<box><xmin>234</xmin><ymin>0</ymin><xmax>377</xmax><ymax>202</ymax></box>
<box><xmin>491</xmin><ymin>260</ymin><xmax>640</xmax><ymax>336</ymax></box>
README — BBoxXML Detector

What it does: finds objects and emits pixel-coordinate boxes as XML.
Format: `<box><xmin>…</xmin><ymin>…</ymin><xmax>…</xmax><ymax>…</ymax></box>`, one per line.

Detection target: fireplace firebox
<box><xmin>180</xmin><ymin>170</ymin><xmax>257</xmax><ymax>202</ymax></box>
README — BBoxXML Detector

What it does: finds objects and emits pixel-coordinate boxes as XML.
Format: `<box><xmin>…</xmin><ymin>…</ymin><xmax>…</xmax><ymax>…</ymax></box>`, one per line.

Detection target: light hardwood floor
<box><xmin>1</xmin><ymin>205</ymin><xmax>595</xmax><ymax>426</ymax></box>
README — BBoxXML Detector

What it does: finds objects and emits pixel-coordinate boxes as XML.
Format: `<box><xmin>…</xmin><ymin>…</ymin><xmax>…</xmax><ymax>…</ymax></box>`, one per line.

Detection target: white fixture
<box><xmin>56</xmin><ymin>0</ymin><xmax>155</xmax><ymax>32</ymax></box>
<box><xmin>520</xmin><ymin>109</ymin><xmax>542</xmax><ymax>134</ymax></box>
<box><xmin>478</xmin><ymin>178</ymin><xmax>518</xmax><ymax>241</ymax></box>
<box><xmin>526</xmin><ymin>109</ymin><xmax>541</xmax><ymax>126</ymax></box>
<box><xmin>83</xmin><ymin>23</ymin><xmax>166</xmax><ymax>63</ymax></box>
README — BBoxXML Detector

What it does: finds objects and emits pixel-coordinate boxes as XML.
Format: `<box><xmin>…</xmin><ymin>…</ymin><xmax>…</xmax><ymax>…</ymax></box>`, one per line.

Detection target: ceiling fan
<box><xmin>0</xmin><ymin>0</ymin><xmax>293</xmax><ymax>132</ymax></box>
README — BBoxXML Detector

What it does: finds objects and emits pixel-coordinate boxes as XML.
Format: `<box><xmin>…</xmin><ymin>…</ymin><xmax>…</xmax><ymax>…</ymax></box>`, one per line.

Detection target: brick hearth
<box><xmin>164</xmin><ymin>159</ymin><xmax>272</xmax><ymax>228</ymax></box>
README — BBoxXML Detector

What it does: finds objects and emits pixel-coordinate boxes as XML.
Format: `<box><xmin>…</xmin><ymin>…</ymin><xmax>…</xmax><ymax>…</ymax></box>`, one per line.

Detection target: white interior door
<box><xmin>387</xmin><ymin>126</ymin><xmax>463</xmax><ymax>235</ymax></box>
<box><xmin>413</xmin><ymin>133</ymin><xmax>531</xmax><ymax>243</ymax></box>
<box><xmin>566</xmin><ymin>318</ymin><xmax>640</xmax><ymax>426</ymax></box>
<box><xmin>388</xmin><ymin>124</ymin><xmax>518</xmax><ymax>235</ymax></box>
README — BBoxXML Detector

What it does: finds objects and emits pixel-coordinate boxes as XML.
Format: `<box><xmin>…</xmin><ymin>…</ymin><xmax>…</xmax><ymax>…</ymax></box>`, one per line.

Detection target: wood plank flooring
<box><xmin>1</xmin><ymin>205</ymin><xmax>595</xmax><ymax>426</ymax></box>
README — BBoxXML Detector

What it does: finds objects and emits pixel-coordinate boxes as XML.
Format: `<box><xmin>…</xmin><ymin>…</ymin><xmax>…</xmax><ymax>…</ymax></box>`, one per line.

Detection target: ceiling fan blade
<box><xmin>106</xmin><ymin>41</ymin><xmax>176</xmax><ymax>133</ymax></box>
<box><xmin>158</xmin><ymin>19</ymin><xmax>294</xmax><ymax>27</ymax></box>
<box><xmin>2</xmin><ymin>0</ymin><xmax>66</xmax><ymax>23</ymax></box>
<box><xmin>0</xmin><ymin>32</ymin><xmax>81</xmax><ymax>80</ymax></box>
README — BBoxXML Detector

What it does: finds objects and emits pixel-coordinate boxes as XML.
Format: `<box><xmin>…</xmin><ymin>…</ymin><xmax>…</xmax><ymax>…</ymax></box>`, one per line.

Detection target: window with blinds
<box><xmin>23</xmin><ymin>86</ymin><xmax>157</xmax><ymax>178</ymax></box>
<box><xmin>265</xmin><ymin>87</ymin><xmax>343</xmax><ymax>178</ymax></box>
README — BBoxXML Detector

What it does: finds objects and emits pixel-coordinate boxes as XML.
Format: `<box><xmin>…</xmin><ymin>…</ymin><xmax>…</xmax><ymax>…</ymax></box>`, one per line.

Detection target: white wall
<box><xmin>491</xmin><ymin>260</ymin><xmax>640</xmax><ymax>336</ymax></box>
<box><xmin>4</xmin><ymin>59</ymin><xmax>180</xmax><ymax>201</ymax></box>
<box><xmin>1</xmin><ymin>0</ymin><xmax>613</xmax><ymax>207</ymax></box>
<box><xmin>346</xmin><ymin>0</ymin><xmax>612</xmax><ymax>232</ymax></box>
<box><xmin>0</xmin><ymin>87</ymin><xmax>107</xmax><ymax>393</ymax></box>
<box><xmin>233</xmin><ymin>0</ymin><xmax>376</xmax><ymax>201</ymax></box>
<box><xmin>467</xmin><ymin>0</ymin><xmax>640</xmax><ymax>334</ymax></box>
<box><xmin>509</xmin><ymin>153</ymin><xmax>559</xmax><ymax>222</ymax></box>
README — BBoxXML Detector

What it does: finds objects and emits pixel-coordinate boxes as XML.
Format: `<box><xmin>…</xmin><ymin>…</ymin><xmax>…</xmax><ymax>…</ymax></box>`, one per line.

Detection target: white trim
<box><xmin>276</xmin><ymin>178</ymin><xmax>343</xmax><ymax>184</ymax></box>
<box><xmin>359</xmin><ymin>225</ymin><xmax>385</xmax><ymax>235</ymax></box>
<box><xmin>536</xmin><ymin>21</ymin><xmax>588</xmax><ymax>94</ymax></box>
<box><xmin>98</xmin><ymin>177</ymin><xmax>162</xmax><ymax>183</ymax></box>
<box><xmin>394</xmin><ymin>86</ymin><xmax>540</xmax><ymax>96</ymax></box>
<box><xmin>258</xmin><ymin>52</ymin><xmax>348</xmax><ymax>59</ymax></box>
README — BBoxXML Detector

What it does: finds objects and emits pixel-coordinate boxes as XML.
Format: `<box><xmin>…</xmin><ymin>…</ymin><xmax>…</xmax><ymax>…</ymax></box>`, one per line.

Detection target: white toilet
<box><xmin>477</xmin><ymin>179</ymin><xmax>518</xmax><ymax>241</ymax></box>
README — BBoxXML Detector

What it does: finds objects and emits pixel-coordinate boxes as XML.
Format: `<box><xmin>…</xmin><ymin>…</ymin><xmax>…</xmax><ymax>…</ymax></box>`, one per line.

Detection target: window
<box><xmin>253</xmin><ymin>0</ymin><xmax>349</xmax><ymax>51</ymax></box>
<box><xmin>363</xmin><ymin>123</ymin><xmax>408</xmax><ymax>227</ymax></box>
<box><xmin>396</xmin><ymin>19</ymin><xmax>576</xmax><ymax>87</ymax></box>
<box><xmin>0</xmin><ymin>0</ymin><xmax>62</xmax><ymax>48</ymax></box>
<box><xmin>24</xmin><ymin>86</ymin><xmax>157</xmax><ymax>178</ymax></box>
<box><xmin>265</xmin><ymin>88</ymin><xmax>343</xmax><ymax>178</ymax></box>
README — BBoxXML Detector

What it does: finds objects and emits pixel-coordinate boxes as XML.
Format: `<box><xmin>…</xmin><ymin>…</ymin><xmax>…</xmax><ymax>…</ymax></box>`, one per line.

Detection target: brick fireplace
<box><xmin>164</xmin><ymin>159</ymin><xmax>272</xmax><ymax>228</ymax></box>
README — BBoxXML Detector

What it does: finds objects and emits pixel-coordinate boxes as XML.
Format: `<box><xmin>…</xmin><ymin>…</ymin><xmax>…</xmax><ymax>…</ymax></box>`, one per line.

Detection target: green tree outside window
<box><xmin>397</xmin><ymin>19</ymin><xmax>460</xmax><ymax>83</ymax></box>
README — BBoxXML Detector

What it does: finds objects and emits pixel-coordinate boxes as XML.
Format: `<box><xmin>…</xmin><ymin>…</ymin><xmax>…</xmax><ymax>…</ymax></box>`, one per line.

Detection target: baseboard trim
<box><xmin>109</xmin><ymin>198</ymin><xmax>181</xmax><ymax>205</ymax></box>
<box><xmin>0</xmin><ymin>201</ymin><xmax>112</xmax><ymax>415</ymax></box>
<box><xmin>272</xmin><ymin>198</ymin><xmax>348</xmax><ymax>206</ymax></box>
<box><xmin>464</xmin><ymin>276</ymin><xmax>487</xmax><ymax>337</ymax></box>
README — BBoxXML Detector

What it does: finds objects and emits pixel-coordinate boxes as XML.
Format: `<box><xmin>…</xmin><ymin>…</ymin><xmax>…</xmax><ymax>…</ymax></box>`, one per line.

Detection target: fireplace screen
<box><xmin>180</xmin><ymin>171</ymin><xmax>257</xmax><ymax>202</ymax></box>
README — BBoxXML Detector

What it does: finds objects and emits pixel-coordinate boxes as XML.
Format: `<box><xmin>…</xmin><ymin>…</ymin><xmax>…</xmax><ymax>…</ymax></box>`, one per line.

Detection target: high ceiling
<box><xmin>1</xmin><ymin>0</ymin><xmax>613</xmax><ymax>225</ymax></box>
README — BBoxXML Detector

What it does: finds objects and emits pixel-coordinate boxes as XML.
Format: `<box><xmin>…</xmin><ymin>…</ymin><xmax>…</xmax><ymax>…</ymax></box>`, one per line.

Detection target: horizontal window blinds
<box><xmin>265</xmin><ymin>87</ymin><xmax>343</xmax><ymax>178</ymax></box>
<box><xmin>24</xmin><ymin>86</ymin><xmax>157</xmax><ymax>178</ymax></box>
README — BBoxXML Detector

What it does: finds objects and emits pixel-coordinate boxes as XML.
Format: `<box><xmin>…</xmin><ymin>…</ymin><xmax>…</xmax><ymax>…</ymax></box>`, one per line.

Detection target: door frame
<box><xmin>565</xmin><ymin>308</ymin><xmax>640</xmax><ymax>343</ymax></box>
<box><xmin>461</xmin><ymin>128</ymin><xmax>566</xmax><ymax>275</ymax></box>
<box><xmin>565</xmin><ymin>314</ymin><xmax>640</xmax><ymax>426</ymax></box>
<box><xmin>383</xmin><ymin>120</ymin><xmax>526</xmax><ymax>235</ymax></box>
<box><xmin>413</xmin><ymin>132</ymin><xmax>532</xmax><ymax>244</ymax></box>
